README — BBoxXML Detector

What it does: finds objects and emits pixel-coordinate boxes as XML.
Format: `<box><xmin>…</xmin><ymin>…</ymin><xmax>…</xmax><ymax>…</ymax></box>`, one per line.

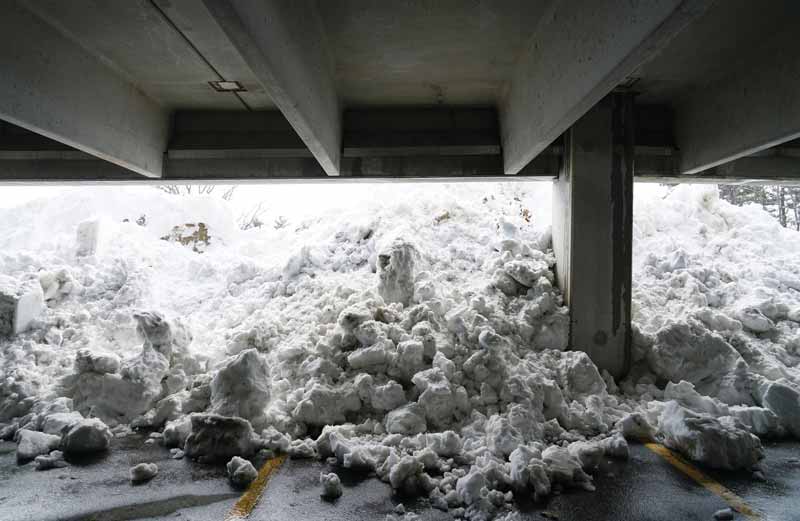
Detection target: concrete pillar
<box><xmin>552</xmin><ymin>95</ymin><xmax>633</xmax><ymax>379</ymax></box>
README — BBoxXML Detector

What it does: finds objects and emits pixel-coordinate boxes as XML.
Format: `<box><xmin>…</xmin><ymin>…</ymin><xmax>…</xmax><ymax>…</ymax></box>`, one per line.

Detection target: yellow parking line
<box><xmin>644</xmin><ymin>443</ymin><xmax>761</xmax><ymax>520</ymax></box>
<box><xmin>224</xmin><ymin>455</ymin><xmax>288</xmax><ymax>520</ymax></box>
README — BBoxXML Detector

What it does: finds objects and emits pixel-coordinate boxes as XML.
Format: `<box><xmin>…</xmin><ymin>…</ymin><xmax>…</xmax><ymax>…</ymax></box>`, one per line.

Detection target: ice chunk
<box><xmin>227</xmin><ymin>456</ymin><xmax>258</xmax><ymax>488</ymax></box>
<box><xmin>16</xmin><ymin>430</ymin><xmax>61</xmax><ymax>464</ymax></box>
<box><xmin>0</xmin><ymin>276</ymin><xmax>44</xmax><ymax>336</ymax></box>
<box><xmin>658</xmin><ymin>401</ymin><xmax>763</xmax><ymax>470</ymax></box>
<box><xmin>320</xmin><ymin>472</ymin><xmax>343</xmax><ymax>499</ymax></box>
<box><xmin>34</xmin><ymin>450</ymin><xmax>67</xmax><ymax>470</ymax></box>
<box><xmin>183</xmin><ymin>414</ymin><xmax>257</xmax><ymax>463</ymax></box>
<box><xmin>210</xmin><ymin>349</ymin><xmax>270</xmax><ymax>430</ymax></box>
<box><xmin>377</xmin><ymin>239</ymin><xmax>419</xmax><ymax>306</ymax></box>
<box><xmin>130</xmin><ymin>462</ymin><xmax>158</xmax><ymax>483</ymax></box>
<box><xmin>61</xmin><ymin>418</ymin><xmax>113</xmax><ymax>454</ymax></box>
<box><xmin>385</xmin><ymin>404</ymin><xmax>427</xmax><ymax>435</ymax></box>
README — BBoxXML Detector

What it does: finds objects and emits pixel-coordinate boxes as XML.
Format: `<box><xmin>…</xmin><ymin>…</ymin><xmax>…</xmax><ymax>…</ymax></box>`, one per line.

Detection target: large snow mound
<box><xmin>1</xmin><ymin>183</ymin><xmax>799</xmax><ymax>520</ymax></box>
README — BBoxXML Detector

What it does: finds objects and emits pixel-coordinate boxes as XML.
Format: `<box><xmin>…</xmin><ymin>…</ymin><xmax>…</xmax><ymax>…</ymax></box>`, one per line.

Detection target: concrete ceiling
<box><xmin>17</xmin><ymin>0</ymin><xmax>792</xmax><ymax>111</ymax></box>
<box><xmin>21</xmin><ymin>0</ymin><xmax>274</xmax><ymax>110</ymax></box>
<box><xmin>634</xmin><ymin>0</ymin><xmax>800</xmax><ymax>105</ymax></box>
<box><xmin>317</xmin><ymin>0</ymin><xmax>552</xmax><ymax>106</ymax></box>
<box><xmin>3</xmin><ymin>0</ymin><xmax>800</xmax><ymax>182</ymax></box>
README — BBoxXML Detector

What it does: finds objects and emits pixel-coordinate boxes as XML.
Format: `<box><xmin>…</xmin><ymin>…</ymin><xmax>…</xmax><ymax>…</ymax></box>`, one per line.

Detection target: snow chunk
<box><xmin>371</xmin><ymin>381</ymin><xmax>407</xmax><ymax>411</ymax></box>
<box><xmin>133</xmin><ymin>311</ymin><xmax>197</xmax><ymax>372</ymax></box>
<box><xmin>211</xmin><ymin>349</ymin><xmax>270</xmax><ymax>430</ymax></box>
<box><xmin>320</xmin><ymin>472</ymin><xmax>343</xmax><ymax>499</ymax></box>
<box><xmin>509</xmin><ymin>446</ymin><xmax>550</xmax><ymax>500</ymax></box>
<box><xmin>618</xmin><ymin>413</ymin><xmax>655</xmax><ymax>441</ymax></box>
<box><xmin>0</xmin><ymin>276</ymin><xmax>44</xmax><ymax>336</ymax></box>
<box><xmin>385</xmin><ymin>404</ymin><xmax>427</xmax><ymax>435</ymax></box>
<box><xmin>542</xmin><ymin>446</ymin><xmax>594</xmax><ymax>491</ymax></box>
<box><xmin>227</xmin><ymin>456</ymin><xmax>258</xmax><ymax>488</ymax></box>
<box><xmin>42</xmin><ymin>411</ymin><xmax>83</xmax><ymax>436</ymax></box>
<box><xmin>456</xmin><ymin>468</ymin><xmax>486</xmax><ymax>505</ymax></box>
<box><xmin>645</xmin><ymin>321</ymin><xmax>742</xmax><ymax>388</ymax></box>
<box><xmin>61</xmin><ymin>418</ymin><xmax>113</xmax><ymax>454</ymax></box>
<box><xmin>713</xmin><ymin>508</ymin><xmax>734</xmax><ymax>520</ymax></box>
<box><xmin>163</xmin><ymin>416</ymin><xmax>192</xmax><ymax>448</ymax></box>
<box><xmin>761</xmin><ymin>382</ymin><xmax>800</xmax><ymax>438</ymax></box>
<box><xmin>39</xmin><ymin>269</ymin><xmax>74</xmax><ymax>301</ymax></box>
<box><xmin>130</xmin><ymin>462</ymin><xmax>158</xmax><ymax>483</ymax></box>
<box><xmin>737</xmin><ymin>307</ymin><xmax>775</xmax><ymax>333</ymax></box>
<box><xmin>76</xmin><ymin>219</ymin><xmax>101</xmax><ymax>256</ymax></box>
<box><xmin>293</xmin><ymin>384</ymin><xmax>361</xmax><ymax>426</ymax></box>
<box><xmin>658</xmin><ymin>401</ymin><xmax>763</xmax><ymax>470</ymax></box>
<box><xmin>183</xmin><ymin>414</ymin><xmax>257</xmax><ymax>462</ymax></box>
<box><xmin>74</xmin><ymin>349</ymin><xmax>120</xmax><ymax>375</ymax></box>
<box><xmin>377</xmin><ymin>239</ymin><xmax>419</xmax><ymax>306</ymax></box>
<box><xmin>16</xmin><ymin>430</ymin><xmax>61</xmax><ymax>464</ymax></box>
<box><xmin>34</xmin><ymin>450</ymin><xmax>67</xmax><ymax>470</ymax></box>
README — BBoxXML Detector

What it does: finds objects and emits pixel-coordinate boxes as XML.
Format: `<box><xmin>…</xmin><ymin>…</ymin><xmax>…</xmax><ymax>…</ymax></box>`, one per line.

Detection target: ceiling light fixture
<box><xmin>209</xmin><ymin>80</ymin><xmax>246</xmax><ymax>92</ymax></box>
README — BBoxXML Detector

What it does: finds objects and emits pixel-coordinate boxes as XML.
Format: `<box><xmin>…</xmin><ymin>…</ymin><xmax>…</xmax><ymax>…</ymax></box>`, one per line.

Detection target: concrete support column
<box><xmin>552</xmin><ymin>95</ymin><xmax>634</xmax><ymax>379</ymax></box>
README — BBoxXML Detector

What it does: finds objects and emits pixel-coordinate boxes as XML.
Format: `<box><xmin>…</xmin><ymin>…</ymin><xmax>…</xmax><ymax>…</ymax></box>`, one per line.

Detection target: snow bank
<box><xmin>2</xmin><ymin>183</ymin><xmax>800</xmax><ymax>519</ymax></box>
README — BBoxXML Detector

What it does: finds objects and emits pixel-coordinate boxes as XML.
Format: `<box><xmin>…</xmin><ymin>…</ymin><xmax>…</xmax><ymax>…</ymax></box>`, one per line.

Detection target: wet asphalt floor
<box><xmin>1</xmin><ymin>433</ymin><xmax>799</xmax><ymax>521</ymax></box>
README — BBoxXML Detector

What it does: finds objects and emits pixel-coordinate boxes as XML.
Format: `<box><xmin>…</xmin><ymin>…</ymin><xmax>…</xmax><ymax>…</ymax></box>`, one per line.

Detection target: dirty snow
<box><xmin>1</xmin><ymin>183</ymin><xmax>799</xmax><ymax>519</ymax></box>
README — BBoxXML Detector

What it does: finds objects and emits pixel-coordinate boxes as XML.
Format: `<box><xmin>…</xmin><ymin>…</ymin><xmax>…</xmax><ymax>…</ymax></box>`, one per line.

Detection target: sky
<box><xmin>0</xmin><ymin>182</ymin><xmax>668</xmax><ymax>226</ymax></box>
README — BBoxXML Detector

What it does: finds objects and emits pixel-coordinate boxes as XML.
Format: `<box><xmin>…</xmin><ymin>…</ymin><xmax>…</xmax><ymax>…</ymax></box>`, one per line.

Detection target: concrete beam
<box><xmin>0</xmin><ymin>1</ymin><xmax>168</xmax><ymax>178</ymax></box>
<box><xmin>501</xmin><ymin>0</ymin><xmax>711</xmax><ymax>175</ymax></box>
<box><xmin>202</xmin><ymin>0</ymin><xmax>341</xmax><ymax>175</ymax></box>
<box><xmin>0</xmin><ymin>153</ymin><xmax>556</xmax><ymax>183</ymax></box>
<box><xmin>552</xmin><ymin>97</ymin><xmax>633</xmax><ymax>379</ymax></box>
<box><xmin>640</xmin><ymin>155</ymin><xmax>800</xmax><ymax>185</ymax></box>
<box><xmin>676</xmin><ymin>28</ymin><xmax>800</xmax><ymax>175</ymax></box>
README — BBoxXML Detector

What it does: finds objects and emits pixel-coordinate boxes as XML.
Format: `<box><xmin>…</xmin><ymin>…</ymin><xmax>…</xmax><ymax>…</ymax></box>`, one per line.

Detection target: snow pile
<box><xmin>626</xmin><ymin>185</ymin><xmax>800</xmax><ymax>468</ymax></box>
<box><xmin>1</xmin><ymin>183</ymin><xmax>800</xmax><ymax>519</ymax></box>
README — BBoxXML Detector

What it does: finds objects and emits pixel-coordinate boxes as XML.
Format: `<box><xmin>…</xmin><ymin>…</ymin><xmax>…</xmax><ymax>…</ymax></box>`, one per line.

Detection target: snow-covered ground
<box><xmin>1</xmin><ymin>182</ymin><xmax>799</xmax><ymax>520</ymax></box>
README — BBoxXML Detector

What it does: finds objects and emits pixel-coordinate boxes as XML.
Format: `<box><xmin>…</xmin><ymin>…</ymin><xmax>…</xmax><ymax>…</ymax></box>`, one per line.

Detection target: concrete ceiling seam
<box><xmin>146</xmin><ymin>0</ymin><xmax>251</xmax><ymax>111</ymax></box>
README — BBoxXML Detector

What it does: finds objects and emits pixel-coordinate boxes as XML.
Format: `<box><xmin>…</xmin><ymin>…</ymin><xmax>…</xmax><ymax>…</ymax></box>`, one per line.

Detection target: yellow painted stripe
<box><xmin>225</xmin><ymin>455</ymin><xmax>287</xmax><ymax>520</ymax></box>
<box><xmin>644</xmin><ymin>443</ymin><xmax>761</xmax><ymax>520</ymax></box>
